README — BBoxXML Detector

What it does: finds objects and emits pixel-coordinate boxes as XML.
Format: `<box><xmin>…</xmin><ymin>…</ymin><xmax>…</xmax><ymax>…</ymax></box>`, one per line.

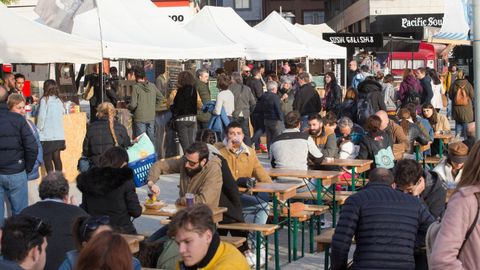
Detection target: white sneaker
<box><xmin>244</xmin><ymin>250</ymin><xmax>256</xmax><ymax>268</ymax></box>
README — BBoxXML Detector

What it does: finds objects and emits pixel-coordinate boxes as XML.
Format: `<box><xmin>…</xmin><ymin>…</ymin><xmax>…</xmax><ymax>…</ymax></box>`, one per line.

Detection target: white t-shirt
<box><xmin>214</xmin><ymin>89</ymin><xmax>235</xmax><ymax>116</ymax></box>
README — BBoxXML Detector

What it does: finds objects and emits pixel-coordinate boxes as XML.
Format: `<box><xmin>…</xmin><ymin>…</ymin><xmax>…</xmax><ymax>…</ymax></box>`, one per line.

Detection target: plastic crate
<box><xmin>128</xmin><ymin>154</ymin><xmax>157</xmax><ymax>187</ymax></box>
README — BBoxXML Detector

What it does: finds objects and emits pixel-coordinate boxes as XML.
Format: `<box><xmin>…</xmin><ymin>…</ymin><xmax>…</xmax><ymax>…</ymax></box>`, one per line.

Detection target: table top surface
<box><xmin>244</xmin><ymin>182</ymin><xmax>306</xmax><ymax>193</ymax></box>
<box><xmin>266</xmin><ymin>168</ymin><xmax>342</xmax><ymax>179</ymax></box>
<box><xmin>322</xmin><ymin>159</ymin><xmax>373</xmax><ymax>167</ymax></box>
<box><xmin>143</xmin><ymin>204</ymin><xmax>227</xmax><ymax>217</ymax></box>
<box><xmin>434</xmin><ymin>133</ymin><xmax>453</xmax><ymax>140</ymax></box>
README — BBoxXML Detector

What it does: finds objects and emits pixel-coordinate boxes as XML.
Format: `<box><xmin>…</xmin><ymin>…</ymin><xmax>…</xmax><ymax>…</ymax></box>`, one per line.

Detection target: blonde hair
<box><xmin>457</xmin><ymin>141</ymin><xmax>480</xmax><ymax>191</ymax></box>
<box><xmin>96</xmin><ymin>102</ymin><xmax>118</xmax><ymax>146</ymax></box>
<box><xmin>7</xmin><ymin>93</ymin><xmax>26</xmax><ymax>110</ymax></box>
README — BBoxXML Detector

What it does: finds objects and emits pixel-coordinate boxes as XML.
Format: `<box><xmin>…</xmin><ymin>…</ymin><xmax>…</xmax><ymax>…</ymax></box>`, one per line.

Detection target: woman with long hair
<box><xmin>37</xmin><ymin>79</ymin><xmax>65</xmax><ymax>173</ymax></box>
<box><xmin>323</xmin><ymin>71</ymin><xmax>342</xmax><ymax>113</ymax></box>
<box><xmin>82</xmin><ymin>102</ymin><xmax>131</xmax><ymax>168</ymax></box>
<box><xmin>171</xmin><ymin>71</ymin><xmax>198</xmax><ymax>151</ymax></box>
<box><xmin>397</xmin><ymin>108</ymin><xmax>429</xmax><ymax>155</ymax></box>
<box><xmin>427</xmin><ymin>69</ymin><xmax>445</xmax><ymax>111</ymax></box>
<box><xmin>75</xmin><ymin>230</ymin><xmax>133</xmax><ymax>270</ymax></box>
<box><xmin>77</xmin><ymin>147</ymin><xmax>142</xmax><ymax>234</ymax></box>
<box><xmin>336</xmin><ymin>87</ymin><xmax>357</xmax><ymax>121</ymax></box>
<box><xmin>398</xmin><ymin>68</ymin><xmax>422</xmax><ymax>107</ymax></box>
<box><xmin>430</xmin><ymin>141</ymin><xmax>480</xmax><ymax>269</ymax></box>
<box><xmin>421</xmin><ymin>103</ymin><xmax>450</xmax><ymax>133</ymax></box>
<box><xmin>382</xmin><ymin>74</ymin><xmax>397</xmax><ymax>112</ymax></box>
<box><xmin>357</xmin><ymin>115</ymin><xmax>394</xmax><ymax>169</ymax></box>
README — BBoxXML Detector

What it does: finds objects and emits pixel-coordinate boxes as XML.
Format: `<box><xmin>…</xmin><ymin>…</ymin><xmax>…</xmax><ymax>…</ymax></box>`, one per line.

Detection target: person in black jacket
<box><xmin>171</xmin><ymin>71</ymin><xmax>198</xmax><ymax>151</ymax></box>
<box><xmin>323</xmin><ymin>72</ymin><xmax>342</xmax><ymax>113</ymax></box>
<box><xmin>394</xmin><ymin>159</ymin><xmax>447</xmax><ymax>270</ymax></box>
<box><xmin>77</xmin><ymin>147</ymin><xmax>142</xmax><ymax>235</ymax></box>
<box><xmin>293</xmin><ymin>72</ymin><xmax>321</xmax><ymax>130</ymax></box>
<box><xmin>357</xmin><ymin>76</ymin><xmax>386</xmax><ymax>113</ymax></box>
<box><xmin>82</xmin><ymin>102</ymin><xmax>131</xmax><ymax>167</ymax></box>
<box><xmin>246</xmin><ymin>68</ymin><xmax>264</xmax><ymax>101</ymax></box>
<box><xmin>331</xmin><ymin>168</ymin><xmax>434</xmax><ymax>270</ymax></box>
<box><xmin>417</xmin><ymin>67</ymin><xmax>433</xmax><ymax>105</ymax></box>
<box><xmin>0</xmin><ymin>85</ymin><xmax>38</xmax><ymax>226</ymax></box>
<box><xmin>357</xmin><ymin>115</ymin><xmax>394</xmax><ymax>169</ymax></box>
<box><xmin>21</xmin><ymin>172</ymin><xmax>87</xmax><ymax>270</ymax></box>
<box><xmin>256</xmin><ymin>81</ymin><xmax>284</xmax><ymax>151</ymax></box>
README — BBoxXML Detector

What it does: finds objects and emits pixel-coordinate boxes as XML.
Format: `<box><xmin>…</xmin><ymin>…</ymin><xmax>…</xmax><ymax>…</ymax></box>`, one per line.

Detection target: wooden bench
<box><xmin>217</xmin><ymin>223</ymin><xmax>279</xmax><ymax>270</ymax></box>
<box><xmin>424</xmin><ymin>156</ymin><xmax>441</xmax><ymax>165</ymax></box>
<box><xmin>315</xmin><ymin>228</ymin><xmax>356</xmax><ymax>270</ymax></box>
<box><xmin>220</xmin><ymin>236</ymin><xmax>247</xmax><ymax>248</ymax></box>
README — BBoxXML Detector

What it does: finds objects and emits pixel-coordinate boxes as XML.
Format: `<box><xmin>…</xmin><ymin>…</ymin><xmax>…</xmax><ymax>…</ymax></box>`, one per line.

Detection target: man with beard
<box><xmin>307</xmin><ymin>114</ymin><xmax>338</xmax><ymax>158</ymax></box>
<box><xmin>147</xmin><ymin>142</ymin><xmax>222</xmax><ymax>207</ymax></box>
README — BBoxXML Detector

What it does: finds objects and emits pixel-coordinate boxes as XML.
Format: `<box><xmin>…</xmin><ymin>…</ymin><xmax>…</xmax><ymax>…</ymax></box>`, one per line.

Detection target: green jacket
<box><xmin>128</xmin><ymin>81</ymin><xmax>164</xmax><ymax>122</ymax></box>
<box><xmin>195</xmin><ymin>79</ymin><xmax>211</xmax><ymax>123</ymax></box>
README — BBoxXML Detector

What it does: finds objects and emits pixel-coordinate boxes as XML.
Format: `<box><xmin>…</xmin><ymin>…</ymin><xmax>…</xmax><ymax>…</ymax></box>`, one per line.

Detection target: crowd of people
<box><xmin>0</xmin><ymin>56</ymin><xmax>478</xmax><ymax>270</ymax></box>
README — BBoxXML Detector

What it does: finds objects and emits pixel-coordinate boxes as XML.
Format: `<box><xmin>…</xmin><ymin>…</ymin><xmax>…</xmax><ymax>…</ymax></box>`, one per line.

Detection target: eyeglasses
<box><xmin>184</xmin><ymin>156</ymin><xmax>200</xmax><ymax>167</ymax></box>
<box><xmin>82</xmin><ymin>216</ymin><xmax>110</xmax><ymax>240</ymax></box>
<box><xmin>243</xmin><ymin>70</ymin><xmax>250</xmax><ymax>73</ymax></box>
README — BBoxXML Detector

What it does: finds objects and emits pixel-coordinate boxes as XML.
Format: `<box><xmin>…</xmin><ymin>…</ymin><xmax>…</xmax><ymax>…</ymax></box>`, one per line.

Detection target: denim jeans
<box><xmin>447</xmin><ymin>98</ymin><xmax>452</xmax><ymax>119</ymax></box>
<box><xmin>240</xmin><ymin>194</ymin><xmax>270</xmax><ymax>250</ymax></box>
<box><xmin>233</xmin><ymin>117</ymin><xmax>252</xmax><ymax>147</ymax></box>
<box><xmin>300</xmin><ymin>115</ymin><xmax>309</xmax><ymax>131</ymax></box>
<box><xmin>251</xmin><ymin>128</ymin><xmax>264</xmax><ymax>150</ymax></box>
<box><xmin>154</xmin><ymin>111</ymin><xmax>172</xmax><ymax>159</ymax></box>
<box><xmin>175</xmin><ymin>121</ymin><xmax>197</xmax><ymax>152</ymax></box>
<box><xmin>455</xmin><ymin>122</ymin><xmax>468</xmax><ymax>138</ymax></box>
<box><xmin>0</xmin><ymin>171</ymin><xmax>28</xmax><ymax>226</ymax></box>
<box><xmin>133</xmin><ymin>120</ymin><xmax>155</xmax><ymax>143</ymax></box>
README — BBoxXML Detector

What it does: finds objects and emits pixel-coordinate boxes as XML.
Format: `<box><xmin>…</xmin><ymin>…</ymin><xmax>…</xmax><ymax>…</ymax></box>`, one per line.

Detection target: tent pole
<box><xmin>474</xmin><ymin>0</ymin><xmax>480</xmax><ymax>138</ymax></box>
<box><xmin>306</xmin><ymin>57</ymin><xmax>310</xmax><ymax>73</ymax></box>
<box><xmin>344</xmin><ymin>58</ymin><xmax>347</xmax><ymax>89</ymax></box>
<box><xmin>93</xmin><ymin>0</ymin><xmax>105</xmax><ymax>103</ymax></box>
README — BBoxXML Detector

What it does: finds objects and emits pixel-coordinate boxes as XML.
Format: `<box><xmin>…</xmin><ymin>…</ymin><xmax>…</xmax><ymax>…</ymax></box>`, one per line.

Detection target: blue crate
<box><xmin>128</xmin><ymin>154</ymin><xmax>157</xmax><ymax>187</ymax></box>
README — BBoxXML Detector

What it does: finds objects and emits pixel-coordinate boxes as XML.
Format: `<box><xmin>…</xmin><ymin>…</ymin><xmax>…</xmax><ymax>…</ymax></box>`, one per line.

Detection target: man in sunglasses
<box><xmin>147</xmin><ymin>142</ymin><xmax>222</xmax><ymax>207</ymax></box>
<box><xmin>0</xmin><ymin>215</ymin><xmax>51</xmax><ymax>270</ymax></box>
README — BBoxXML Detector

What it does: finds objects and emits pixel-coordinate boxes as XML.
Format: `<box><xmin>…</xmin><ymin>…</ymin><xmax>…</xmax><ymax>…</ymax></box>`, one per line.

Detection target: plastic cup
<box><xmin>185</xmin><ymin>193</ymin><xmax>195</xmax><ymax>207</ymax></box>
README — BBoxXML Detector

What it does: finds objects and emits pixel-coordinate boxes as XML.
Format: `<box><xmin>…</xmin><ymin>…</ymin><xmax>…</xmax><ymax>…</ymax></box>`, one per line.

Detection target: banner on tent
<box><xmin>322</xmin><ymin>33</ymin><xmax>383</xmax><ymax>48</ymax></box>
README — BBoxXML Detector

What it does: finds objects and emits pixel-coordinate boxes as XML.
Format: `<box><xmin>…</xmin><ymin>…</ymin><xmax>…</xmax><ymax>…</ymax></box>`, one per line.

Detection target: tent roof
<box><xmin>431</xmin><ymin>0</ymin><xmax>472</xmax><ymax>45</ymax></box>
<box><xmin>0</xmin><ymin>4</ymin><xmax>101</xmax><ymax>64</ymax></box>
<box><xmin>69</xmin><ymin>0</ymin><xmax>243</xmax><ymax>60</ymax></box>
<box><xmin>294</xmin><ymin>23</ymin><xmax>335</xmax><ymax>38</ymax></box>
<box><xmin>255</xmin><ymin>11</ymin><xmax>345</xmax><ymax>59</ymax></box>
<box><xmin>184</xmin><ymin>6</ymin><xmax>307</xmax><ymax>60</ymax></box>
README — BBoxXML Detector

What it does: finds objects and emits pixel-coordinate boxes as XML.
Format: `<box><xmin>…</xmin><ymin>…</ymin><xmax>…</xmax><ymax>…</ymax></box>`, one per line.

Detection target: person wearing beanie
<box><xmin>432</xmin><ymin>142</ymin><xmax>468</xmax><ymax>186</ymax></box>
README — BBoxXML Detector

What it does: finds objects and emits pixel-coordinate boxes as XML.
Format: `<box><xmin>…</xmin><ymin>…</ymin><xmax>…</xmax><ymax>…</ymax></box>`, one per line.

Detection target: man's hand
<box><xmin>148</xmin><ymin>181</ymin><xmax>160</xmax><ymax>195</ymax></box>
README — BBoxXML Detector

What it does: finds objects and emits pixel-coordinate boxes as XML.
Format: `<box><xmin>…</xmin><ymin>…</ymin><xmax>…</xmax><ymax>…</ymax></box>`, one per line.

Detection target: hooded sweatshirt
<box><xmin>129</xmin><ymin>81</ymin><xmax>164</xmax><ymax>122</ymax></box>
<box><xmin>420</xmin><ymin>170</ymin><xmax>447</xmax><ymax>218</ymax></box>
<box><xmin>357</xmin><ymin>79</ymin><xmax>386</xmax><ymax>113</ymax></box>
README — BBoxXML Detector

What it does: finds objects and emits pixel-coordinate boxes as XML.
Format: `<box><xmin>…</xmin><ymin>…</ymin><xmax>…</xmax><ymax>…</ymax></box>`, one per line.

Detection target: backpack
<box><xmin>356</xmin><ymin>93</ymin><xmax>374</xmax><ymax>127</ymax></box>
<box><xmin>373</xmin><ymin>145</ymin><xmax>395</xmax><ymax>169</ymax></box>
<box><xmin>426</xmin><ymin>192</ymin><xmax>480</xmax><ymax>266</ymax></box>
<box><xmin>405</xmin><ymin>86</ymin><xmax>421</xmax><ymax>105</ymax></box>
<box><xmin>454</xmin><ymin>84</ymin><xmax>470</xmax><ymax>106</ymax></box>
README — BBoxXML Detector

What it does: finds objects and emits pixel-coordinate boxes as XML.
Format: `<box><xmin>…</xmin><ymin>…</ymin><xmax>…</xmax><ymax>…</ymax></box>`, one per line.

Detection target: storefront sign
<box><xmin>322</xmin><ymin>33</ymin><xmax>383</xmax><ymax>48</ymax></box>
<box><xmin>372</xmin><ymin>14</ymin><xmax>443</xmax><ymax>33</ymax></box>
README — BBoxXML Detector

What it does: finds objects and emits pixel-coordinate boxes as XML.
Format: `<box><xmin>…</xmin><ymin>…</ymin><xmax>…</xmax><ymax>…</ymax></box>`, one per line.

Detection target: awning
<box><xmin>430</xmin><ymin>0</ymin><xmax>472</xmax><ymax>45</ymax></box>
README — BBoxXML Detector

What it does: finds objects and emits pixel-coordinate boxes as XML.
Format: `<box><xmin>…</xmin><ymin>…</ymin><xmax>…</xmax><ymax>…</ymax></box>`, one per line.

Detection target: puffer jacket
<box><xmin>331</xmin><ymin>182</ymin><xmax>434</xmax><ymax>270</ymax></box>
<box><xmin>398</xmin><ymin>75</ymin><xmax>423</xmax><ymax>105</ymax></box>
<box><xmin>82</xmin><ymin>118</ymin><xmax>131</xmax><ymax>167</ymax></box>
<box><xmin>0</xmin><ymin>104</ymin><xmax>38</xmax><ymax>174</ymax></box>
<box><xmin>420</xmin><ymin>169</ymin><xmax>447</xmax><ymax>219</ymax></box>
<box><xmin>77</xmin><ymin>167</ymin><xmax>142</xmax><ymax>234</ymax></box>
<box><xmin>357</xmin><ymin>79</ymin><xmax>386</xmax><ymax>113</ymax></box>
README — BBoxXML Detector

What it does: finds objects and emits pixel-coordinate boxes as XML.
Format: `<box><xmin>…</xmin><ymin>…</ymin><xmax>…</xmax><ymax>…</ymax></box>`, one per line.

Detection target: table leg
<box><xmin>309</xmin><ymin>218</ymin><xmax>314</xmax><ymax>253</ymax></box>
<box><xmin>439</xmin><ymin>139</ymin><xmax>444</xmax><ymax>158</ymax></box>
<box><xmin>350</xmin><ymin>167</ymin><xmax>356</xmax><ymax>191</ymax></box>
<box><xmin>287</xmin><ymin>200</ymin><xmax>291</xmax><ymax>263</ymax></box>
<box><xmin>293</xmin><ymin>217</ymin><xmax>298</xmax><ymax>261</ymax></box>
<box><xmin>273</xmin><ymin>194</ymin><xmax>280</xmax><ymax>270</ymax></box>
<box><xmin>256</xmin><ymin>231</ymin><xmax>261</xmax><ymax>270</ymax></box>
<box><xmin>332</xmin><ymin>186</ymin><xmax>337</xmax><ymax>228</ymax></box>
<box><xmin>265</xmin><ymin>236</ymin><xmax>269</xmax><ymax>270</ymax></box>
<box><xmin>415</xmin><ymin>145</ymin><xmax>421</xmax><ymax>161</ymax></box>
<box><xmin>301</xmin><ymin>220</ymin><xmax>305</xmax><ymax>258</ymax></box>
<box><xmin>316</xmin><ymin>178</ymin><xmax>323</xmax><ymax>235</ymax></box>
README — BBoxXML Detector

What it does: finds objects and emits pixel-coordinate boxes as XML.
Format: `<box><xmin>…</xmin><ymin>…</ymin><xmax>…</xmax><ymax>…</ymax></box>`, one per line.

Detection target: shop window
<box><xmin>234</xmin><ymin>0</ymin><xmax>250</xmax><ymax>9</ymax></box>
<box><xmin>303</xmin><ymin>10</ymin><xmax>325</xmax><ymax>24</ymax></box>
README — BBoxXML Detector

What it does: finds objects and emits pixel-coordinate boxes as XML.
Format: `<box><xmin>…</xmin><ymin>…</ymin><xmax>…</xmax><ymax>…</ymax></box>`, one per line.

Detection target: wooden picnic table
<box><xmin>434</xmin><ymin>133</ymin><xmax>453</xmax><ymax>158</ymax></box>
<box><xmin>322</xmin><ymin>159</ymin><xmax>373</xmax><ymax>191</ymax></box>
<box><xmin>265</xmin><ymin>168</ymin><xmax>340</xmax><ymax>186</ymax></box>
<box><xmin>143</xmin><ymin>204</ymin><xmax>227</xmax><ymax>224</ymax></box>
<box><xmin>239</xmin><ymin>182</ymin><xmax>305</xmax><ymax>201</ymax></box>
<box><xmin>120</xmin><ymin>234</ymin><xmax>144</xmax><ymax>254</ymax></box>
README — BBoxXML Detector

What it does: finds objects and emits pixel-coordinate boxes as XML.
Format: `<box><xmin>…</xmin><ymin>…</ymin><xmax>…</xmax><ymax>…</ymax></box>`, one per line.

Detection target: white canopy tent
<box><xmin>255</xmin><ymin>11</ymin><xmax>346</xmax><ymax>60</ymax></box>
<box><xmin>0</xmin><ymin>4</ymin><xmax>101</xmax><ymax>64</ymax></box>
<box><xmin>184</xmin><ymin>6</ymin><xmax>307</xmax><ymax>60</ymax></box>
<box><xmin>294</xmin><ymin>23</ymin><xmax>335</xmax><ymax>38</ymax></box>
<box><xmin>33</xmin><ymin>0</ymin><xmax>243</xmax><ymax>60</ymax></box>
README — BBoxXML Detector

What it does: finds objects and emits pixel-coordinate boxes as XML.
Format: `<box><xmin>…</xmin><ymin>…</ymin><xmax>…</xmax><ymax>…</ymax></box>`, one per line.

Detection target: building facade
<box><xmin>263</xmin><ymin>0</ymin><xmax>326</xmax><ymax>25</ymax></box>
<box><xmin>205</xmin><ymin>0</ymin><xmax>263</xmax><ymax>25</ymax></box>
<box><xmin>325</xmin><ymin>0</ymin><xmax>444</xmax><ymax>39</ymax></box>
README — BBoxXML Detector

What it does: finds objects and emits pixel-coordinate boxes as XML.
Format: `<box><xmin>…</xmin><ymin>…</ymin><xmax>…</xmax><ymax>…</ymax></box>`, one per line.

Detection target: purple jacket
<box><xmin>398</xmin><ymin>75</ymin><xmax>423</xmax><ymax>104</ymax></box>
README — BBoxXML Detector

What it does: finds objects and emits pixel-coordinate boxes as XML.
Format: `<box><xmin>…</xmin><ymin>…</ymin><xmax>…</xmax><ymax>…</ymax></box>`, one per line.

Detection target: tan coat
<box><xmin>430</xmin><ymin>185</ymin><xmax>480</xmax><ymax>270</ymax></box>
<box><xmin>388</xmin><ymin>120</ymin><xmax>409</xmax><ymax>151</ymax></box>
<box><xmin>216</xmin><ymin>143</ymin><xmax>272</xmax><ymax>183</ymax></box>
<box><xmin>433</xmin><ymin>113</ymin><xmax>450</xmax><ymax>132</ymax></box>
<box><xmin>147</xmin><ymin>156</ymin><xmax>222</xmax><ymax>207</ymax></box>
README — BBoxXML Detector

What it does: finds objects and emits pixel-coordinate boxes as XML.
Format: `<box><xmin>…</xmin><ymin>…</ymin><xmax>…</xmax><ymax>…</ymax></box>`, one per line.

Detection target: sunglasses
<box><xmin>82</xmin><ymin>216</ymin><xmax>110</xmax><ymax>240</ymax></box>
